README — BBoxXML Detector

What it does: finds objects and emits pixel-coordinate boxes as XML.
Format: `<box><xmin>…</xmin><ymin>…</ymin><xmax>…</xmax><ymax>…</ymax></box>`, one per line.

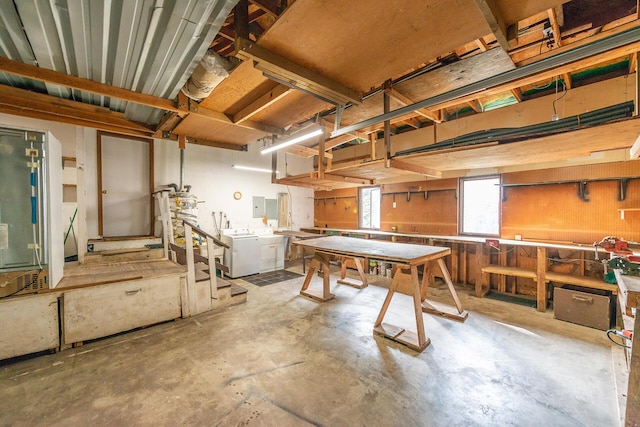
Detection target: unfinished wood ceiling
<box><xmin>0</xmin><ymin>0</ymin><xmax>639</xmax><ymax>186</ymax></box>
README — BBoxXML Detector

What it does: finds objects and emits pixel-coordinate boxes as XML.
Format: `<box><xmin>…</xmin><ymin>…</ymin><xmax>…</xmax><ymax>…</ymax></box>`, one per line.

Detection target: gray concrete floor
<box><xmin>0</xmin><ymin>262</ymin><xmax>624</xmax><ymax>426</ymax></box>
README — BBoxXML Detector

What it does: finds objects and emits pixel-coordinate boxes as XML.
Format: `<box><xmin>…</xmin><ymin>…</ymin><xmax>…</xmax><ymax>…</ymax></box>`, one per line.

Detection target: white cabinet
<box><xmin>0</xmin><ymin>293</ymin><xmax>59</xmax><ymax>360</ymax></box>
<box><xmin>62</xmin><ymin>275</ymin><xmax>182</xmax><ymax>344</ymax></box>
<box><xmin>259</xmin><ymin>235</ymin><xmax>285</xmax><ymax>273</ymax></box>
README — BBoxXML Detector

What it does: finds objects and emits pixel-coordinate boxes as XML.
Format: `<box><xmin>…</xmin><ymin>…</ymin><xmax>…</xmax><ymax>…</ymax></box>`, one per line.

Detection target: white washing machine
<box><xmin>221</xmin><ymin>230</ymin><xmax>260</xmax><ymax>278</ymax></box>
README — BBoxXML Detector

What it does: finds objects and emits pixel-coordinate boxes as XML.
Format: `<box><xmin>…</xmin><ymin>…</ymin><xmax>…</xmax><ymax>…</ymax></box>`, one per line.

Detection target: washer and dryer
<box><xmin>221</xmin><ymin>229</ymin><xmax>286</xmax><ymax>278</ymax></box>
<box><xmin>221</xmin><ymin>229</ymin><xmax>260</xmax><ymax>278</ymax></box>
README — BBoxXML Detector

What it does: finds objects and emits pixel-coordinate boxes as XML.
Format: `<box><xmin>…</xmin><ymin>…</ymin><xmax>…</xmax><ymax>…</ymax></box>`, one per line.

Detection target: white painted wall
<box><xmin>153</xmin><ymin>139</ymin><xmax>314</xmax><ymax>235</ymax></box>
<box><xmin>0</xmin><ymin>114</ymin><xmax>315</xmax><ymax>244</ymax></box>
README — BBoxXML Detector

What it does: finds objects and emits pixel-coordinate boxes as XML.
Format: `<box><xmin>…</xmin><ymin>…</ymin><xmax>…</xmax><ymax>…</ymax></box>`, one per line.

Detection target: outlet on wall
<box><xmin>485</xmin><ymin>239</ymin><xmax>499</xmax><ymax>248</ymax></box>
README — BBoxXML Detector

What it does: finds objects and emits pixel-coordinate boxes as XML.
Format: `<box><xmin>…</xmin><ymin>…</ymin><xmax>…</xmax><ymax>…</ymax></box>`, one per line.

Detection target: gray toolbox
<box><xmin>553</xmin><ymin>285</ymin><xmax>616</xmax><ymax>330</ymax></box>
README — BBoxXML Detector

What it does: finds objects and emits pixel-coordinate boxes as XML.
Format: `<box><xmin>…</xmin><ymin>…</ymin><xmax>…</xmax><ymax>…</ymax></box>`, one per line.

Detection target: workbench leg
<box><xmin>300</xmin><ymin>254</ymin><xmax>335</xmax><ymax>302</ymax></box>
<box><xmin>536</xmin><ymin>246</ymin><xmax>547</xmax><ymax>312</ymax></box>
<box><xmin>337</xmin><ymin>257</ymin><xmax>368</xmax><ymax>288</ymax></box>
<box><xmin>421</xmin><ymin>258</ymin><xmax>469</xmax><ymax>322</ymax></box>
<box><xmin>374</xmin><ymin>266</ymin><xmax>430</xmax><ymax>352</ymax></box>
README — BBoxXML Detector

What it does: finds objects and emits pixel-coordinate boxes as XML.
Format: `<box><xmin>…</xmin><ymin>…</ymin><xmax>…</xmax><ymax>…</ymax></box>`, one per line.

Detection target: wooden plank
<box><xmin>536</xmin><ymin>246</ymin><xmax>547</xmax><ymax>312</ymax></box>
<box><xmin>389</xmin><ymin>159</ymin><xmax>442</xmax><ymax>178</ymax></box>
<box><xmin>257</xmin><ymin>0</ymin><xmax>492</xmax><ymax>93</ymax></box>
<box><xmin>399</xmin><ymin>118</ymin><xmax>640</xmax><ymax>172</ymax></box>
<box><xmin>631</xmin><ymin>133</ymin><xmax>640</xmax><ymax>159</ymax></box>
<box><xmin>0</xmin><ymin>56</ymin><xmax>179</xmax><ymax>112</ymax></box>
<box><xmin>385</xmin><ymin>88</ymin><xmax>442</xmax><ymax>123</ymax></box>
<box><xmin>494</xmin><ymin>0</ymin><xmax>569</xmax><ymax>26</ymax></box>
<box><xmin>295</xmin><ymin>236</ymin><xmax>450</xmax><ymax>265</ymax></box>
<box><xmin>473</xmin><ymin>0</ymin><xmax>511</xmax><ymax>51</ymax></box>
<box><xmin>235</xmin><ymin>37</ymin><xmax>363</xmax><ymax>105</ymax></box>
<box><xmin>232</xmin><ymin>83</ymin><xmax>292</xmax><ymax>123</ymax></box>
<box><xmin>0</xmin><ymin>293</ymin><xmax>59</xmax><ymax>359</ymax></box>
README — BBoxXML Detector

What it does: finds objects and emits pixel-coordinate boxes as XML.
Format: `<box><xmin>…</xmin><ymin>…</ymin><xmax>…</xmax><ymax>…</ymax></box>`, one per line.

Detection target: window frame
<box><xmin>358</xmin><ymin>185</ymin><xmax>381</xmax><ymax>230</ymax></box>
<box><xmin>458</xmin><ymin>175</ymin><xmax>501</xmax><ymax>237</ymax></box>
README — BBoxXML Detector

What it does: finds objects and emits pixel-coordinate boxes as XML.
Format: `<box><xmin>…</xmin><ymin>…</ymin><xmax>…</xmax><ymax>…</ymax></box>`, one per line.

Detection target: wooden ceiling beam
<box><xmin>475</xmin><ymin>37</ymin><xmax>490</xmax><ymax>52</ymax></box>
<box><xmin>232</xmin><ymin>83</ymin><xmax>292</xmax><ymax>123</ymax></box>
<box><xmin>188</xmin><ymin>100</ymin><xmax>286</xmax><ymax>135</ymax></box>
<box><xmin>311</xmin><ymin>172</ymin><xmax>373</xmax><ymax>186</ymax></box>
<box><xmin>0</xmin><ymin>84</ymin><xmax>154</xmax><ymax>133</ymax></box>
<box><xmin>0</xmin><ymin>56</ymin><xmax>179</xmax><ymax>113</ymax></box>
<box><xmin>510</xmin><ymin>88</ymin><xmax>523</xmax><ymax>102</ymax></box>
<box><xmin>187</xmin><ymin>137</ymin><xmax>247</xmax><ymax>151</ymax></box>
<box><xmin>385</xmin><ymin>88</ymin><xmax>442</xmax><ymax>123</ymax></box>
<box><xmin>473</xmin><ymin>0</ymin><xmax>511</xmax><ymax>52</ymax></box>
<box><xmin>389</xmin><ymin>159</ymin><xmax>442</xmax><ymax>178</ymax></box>
<box><xmin>248</xmin><ymin>0</ymin><xmax>279</xmax><ymax>18</ymax></box>
<box><xmin>419</xmin><ymin>39</ymin><xmax>640</xmax><ymax>115</ymax></box>
<box><xmin>235</xmin><ymin>37</ymin><xmax>363</xmax><ymax>105</ymax></box>
<box><xmin>0</xmin><ymin>104</ymin><xmax>152</xmax><ymax>138</ymax></box>
<box><xmin>547</xmin><ymin>8</ymin><xmax>563</xmax><ymax>48</ymax></box>
<box><xmin>284</xmin><ymin>145</ymin><xmax>333</xmax><ymax>158</ymax></box>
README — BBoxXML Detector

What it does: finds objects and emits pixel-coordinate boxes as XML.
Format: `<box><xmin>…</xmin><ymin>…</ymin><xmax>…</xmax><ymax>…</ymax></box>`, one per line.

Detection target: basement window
<box><xmin>359</xmin><ymin>186</ymin><xmax>380</xmax><ymax>229</ymax></box>
<box><xmin>459</xmin><ymin>176</ymin><xmax>501</xmax><ymax>236</ymax></box>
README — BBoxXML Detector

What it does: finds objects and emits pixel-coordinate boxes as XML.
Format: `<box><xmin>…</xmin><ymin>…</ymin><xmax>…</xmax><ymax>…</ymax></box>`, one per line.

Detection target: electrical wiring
<box><xmin>606</xmin><ymin>329</ymin><xmax>631</xmax><ymax>349</ymax></box>
<box><xmin>552</xmin><ymin>78</ymin><xmax>568</xmax><ymax>119</ymax></box>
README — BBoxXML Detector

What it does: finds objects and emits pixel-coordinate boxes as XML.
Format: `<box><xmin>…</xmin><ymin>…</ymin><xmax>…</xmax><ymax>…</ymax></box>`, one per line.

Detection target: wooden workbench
<box><xmin>301</xmin><ymin>227</ymin><xmax>614</xmax><ymax>312</ymax></box>
<box><xmin>615</xmin><ymin>271</ymin><xmax>640</xmax><ymax>427</ymax></box>
<box><xmin>293</xmin><ymin>236</ymin><xmax>467</xmax><ymax>352</ymax></box>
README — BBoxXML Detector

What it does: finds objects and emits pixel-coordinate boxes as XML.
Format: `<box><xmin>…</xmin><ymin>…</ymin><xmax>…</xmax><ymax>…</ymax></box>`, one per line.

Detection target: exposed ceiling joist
<box><xmin>187</xmin><ymin>137</ymin><xmax>248</xmax><ymax>151</ymax></box>
<box><xmin>234</xmin><ymin>37</ymin><xmax>363</xmax><ymax>105</ymax></box>
<box><xmin>0</xmin><ymin>103</ymin><xmax>152</xmax><ymax>138</ymax></box>
<box><xmin>474</xmin><ymin>0</ymin><xmax>512</xmax><ymax>51</ymax></box>
<box><xmin>311</xmin><ymin>172</ymin><xmax>374</xmax><ymax>186</ymax></box>
<box><xmin>248</xmin><ymin>0</ymin><xmax>279</xmax><ymax>17</ymax></box>
<box><xmin>332</xmin><ymin>28</ymin><xmax>640</xmax><ymax>138</ymax></box>
<box><xmin>385</xmin><ymin>88</ymin><xmax>442</xmax><ymax>123</ymax></box>
<box><xmin>232</xmin><ymin>83</ymin><xmax>292</xmax><ymax>123</ymax></box>
<box><xmin>389</xmin><ymin>159</ymin><xmax>442</xmax><ymax>178</ymax></box>
<box><xmin>284</xmin><ymin>145</ymin><xmax>333</xmax><ymax>158</ymax></box>
<box><xmin>0</xmin><ymin>57</ymin><xmax>179</xmax><ymax>113</ymax></box>
<box><xmin>189</xmin><ymin>101</ymin><xmax>286</xmax><ymax>135</ymax></box>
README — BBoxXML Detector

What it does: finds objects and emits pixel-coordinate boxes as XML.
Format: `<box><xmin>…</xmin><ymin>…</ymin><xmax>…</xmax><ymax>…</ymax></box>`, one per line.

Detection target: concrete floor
<box><xmin>0</xmin><ymin>262</ymin><xmax>624</xmax><ymax>426</ymax></box>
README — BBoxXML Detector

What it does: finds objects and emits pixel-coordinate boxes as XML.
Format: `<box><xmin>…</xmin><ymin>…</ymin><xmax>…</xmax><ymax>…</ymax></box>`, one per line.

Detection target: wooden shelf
<box><xmin>618</xmin><ymin>208</ymin><xmax>640</xmax><ymax>219</ymax></box>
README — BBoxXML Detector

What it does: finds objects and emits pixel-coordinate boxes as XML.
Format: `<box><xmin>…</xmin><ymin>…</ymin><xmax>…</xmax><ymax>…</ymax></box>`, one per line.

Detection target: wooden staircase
<box><xmin>169</xmin><ymin>223</ymin><xmax>248</xmax><ymax>315</ymax></box>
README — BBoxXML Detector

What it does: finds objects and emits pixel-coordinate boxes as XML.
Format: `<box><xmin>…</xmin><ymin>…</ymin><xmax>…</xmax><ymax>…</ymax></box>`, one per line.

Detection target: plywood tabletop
<box><xmin>293</xmin><ymin>235</ymin><xmax>450</xmax><ymax>265</ymax></box>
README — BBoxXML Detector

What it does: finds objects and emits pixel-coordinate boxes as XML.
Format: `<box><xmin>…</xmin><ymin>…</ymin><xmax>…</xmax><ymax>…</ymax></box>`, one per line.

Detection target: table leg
<box><xmin>300</xmin><ymin>253</ymin><xmax>335</xmax><ymax>302</ymax></box>
<box><xmin>420</xmin><ymin>258</ymin><xmax>469</xmax><ymax>322</ymax></box>
<box><xmin>374</xmin><ymin>265</ymin><xmax>431</xmax><ymax>352</ymax></box>
<box><xmin>337</xmin><ymin>257</ymin><xmax>368</xmax><ymax>288</ymax></box>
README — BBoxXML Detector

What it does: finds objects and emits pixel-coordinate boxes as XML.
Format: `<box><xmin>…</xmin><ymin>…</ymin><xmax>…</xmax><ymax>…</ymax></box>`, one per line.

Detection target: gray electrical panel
<box><xmin>252</xmin><ymin>196</ymin><xmax>265</xmax><ymax>218</ymax></box>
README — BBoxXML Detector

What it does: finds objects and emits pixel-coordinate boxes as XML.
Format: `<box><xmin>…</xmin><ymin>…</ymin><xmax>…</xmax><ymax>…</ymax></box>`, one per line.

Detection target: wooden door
<box><xmin>97</xmin><ymin>132</ymin><xmax>153</xmax><ymax>237</ymax></box>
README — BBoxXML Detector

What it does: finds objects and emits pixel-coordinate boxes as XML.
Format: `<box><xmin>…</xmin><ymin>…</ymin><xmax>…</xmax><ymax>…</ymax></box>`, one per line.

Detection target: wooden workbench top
<box><xmin>294</xmin><ymin>235</ymin><xmax>450</xmax><ymax>265</ymax></box>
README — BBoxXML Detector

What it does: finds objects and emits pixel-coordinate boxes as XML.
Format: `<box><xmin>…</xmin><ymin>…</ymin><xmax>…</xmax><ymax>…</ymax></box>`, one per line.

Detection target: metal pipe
<box><xmin>179</xmin><ymin>148</ymin><xmax>184</xmax><ymax>191</ymax></box>
<box><xmin>331</xmin><ymin>26</ymin><xmax>640</xmax><ymax>138</ymax></box>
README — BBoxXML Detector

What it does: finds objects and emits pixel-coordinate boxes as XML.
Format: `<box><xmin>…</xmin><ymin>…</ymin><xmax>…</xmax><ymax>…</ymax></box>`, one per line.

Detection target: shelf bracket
<box><xmin>618</xmin><ymin>178</ymin><xmax>629</xmax><ymax>201</ymax></box>
<box><xmin>577</xmin><ymin>181</ymin><xmax>589</xmax><ymax>202</ymax></box>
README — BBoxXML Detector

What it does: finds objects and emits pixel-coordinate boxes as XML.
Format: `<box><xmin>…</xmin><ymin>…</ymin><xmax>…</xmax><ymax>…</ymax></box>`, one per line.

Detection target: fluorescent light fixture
<box><xmin>232</xmin><ymin>165</ymin><xmax>278</xmax><ymax>174</ymax></box>
<box><xmin>260</xmin><ymin>128</ymin><xmax>324</xmax><ymax>155</ymax></box>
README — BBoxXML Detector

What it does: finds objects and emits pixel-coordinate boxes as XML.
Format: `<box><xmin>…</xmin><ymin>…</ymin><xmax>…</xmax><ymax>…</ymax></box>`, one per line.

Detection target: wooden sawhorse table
<box><xmin>293</xmin><ymin>236</ymin><xmax>468</xmax><ymax>352</ymax></box>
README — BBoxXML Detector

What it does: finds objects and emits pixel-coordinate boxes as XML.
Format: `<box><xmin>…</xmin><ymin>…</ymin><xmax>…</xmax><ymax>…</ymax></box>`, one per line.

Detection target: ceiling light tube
<box><xmin>232</xmin><ymin>165</ymin><xmax>278</xmax><ymax>174</ymax></box>
<box><xmin>260</xmin><ymin>128</ymin><xmax>324</xmax><ymax>154</ymax></box>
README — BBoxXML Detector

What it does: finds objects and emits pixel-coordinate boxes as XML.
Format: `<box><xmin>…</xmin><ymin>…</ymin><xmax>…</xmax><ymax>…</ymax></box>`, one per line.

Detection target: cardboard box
<box><xmin>553</xmin><ymin>285</ymin><xmax>615</xmax><ymax>330</ymax></box>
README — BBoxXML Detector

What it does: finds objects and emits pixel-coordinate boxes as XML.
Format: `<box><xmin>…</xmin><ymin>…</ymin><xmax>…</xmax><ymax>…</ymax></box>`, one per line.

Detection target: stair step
<box><xmin>230</xmin><ymin>283</ymin><xmax>248</xmax><ymax>296</ymax></box>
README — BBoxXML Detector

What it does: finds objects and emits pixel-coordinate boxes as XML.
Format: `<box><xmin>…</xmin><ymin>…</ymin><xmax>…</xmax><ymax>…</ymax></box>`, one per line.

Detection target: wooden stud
<box><xmin>536</xmin><ymin>246</ymin><xmax>547</xmax><ymax>312</ymax></box>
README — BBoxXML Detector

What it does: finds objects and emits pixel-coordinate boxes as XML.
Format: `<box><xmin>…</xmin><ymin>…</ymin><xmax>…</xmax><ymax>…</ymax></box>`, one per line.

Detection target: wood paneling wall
<box><xmin>314</xmin><ymin>161</ymin><xmax>640</xmax><ymax>245</ymax></box>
